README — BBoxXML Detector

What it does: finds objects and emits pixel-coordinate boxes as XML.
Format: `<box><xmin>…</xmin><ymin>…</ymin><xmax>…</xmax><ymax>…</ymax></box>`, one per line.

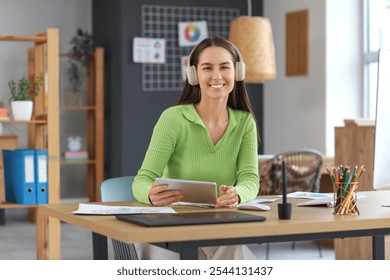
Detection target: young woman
<box><xmin>132</xmin><ymin>36</ymin><xmax>260</xmax><ymax>259</ymax></box>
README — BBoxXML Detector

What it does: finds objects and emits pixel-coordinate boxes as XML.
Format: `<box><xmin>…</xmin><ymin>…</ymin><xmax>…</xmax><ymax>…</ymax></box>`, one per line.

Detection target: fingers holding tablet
<box><xmin>149</xmin><ymin>181</ymin><xmax>183</xmax><ymax>206</ymax></box>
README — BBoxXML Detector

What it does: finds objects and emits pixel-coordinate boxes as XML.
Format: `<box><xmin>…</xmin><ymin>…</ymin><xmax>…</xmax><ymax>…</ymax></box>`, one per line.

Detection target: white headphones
<box><xmin>185</xmin><ymin>41</ymin><xmax>246</xmax><ymax>86</ymax></box>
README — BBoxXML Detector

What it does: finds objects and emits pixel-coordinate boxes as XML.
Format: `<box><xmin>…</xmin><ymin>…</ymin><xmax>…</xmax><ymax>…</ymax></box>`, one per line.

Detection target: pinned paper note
<box><xmin>133</xmin><ymin>37</ymin><xmax>166</xmax><ymax>63</ymax></box>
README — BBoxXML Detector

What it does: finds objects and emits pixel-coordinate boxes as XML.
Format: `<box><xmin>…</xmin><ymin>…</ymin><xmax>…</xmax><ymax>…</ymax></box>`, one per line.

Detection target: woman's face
<box><xmin>196</xmin><ymin>46</ymin><xmax>235</xmax><ymax>102</ymax></box>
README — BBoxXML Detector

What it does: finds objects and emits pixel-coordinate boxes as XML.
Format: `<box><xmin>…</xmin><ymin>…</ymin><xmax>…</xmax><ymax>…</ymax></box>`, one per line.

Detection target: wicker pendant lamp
<box><xmin>228</xmin><ymin>0</ymin><xmax>276</xmax><ymax>83</ymax></box>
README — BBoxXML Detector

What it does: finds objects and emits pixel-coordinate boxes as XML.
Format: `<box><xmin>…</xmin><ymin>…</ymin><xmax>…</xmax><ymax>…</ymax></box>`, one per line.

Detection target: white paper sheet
<box><xmin>296</xmin><ymin>197</ymin><xmax>335</xmax><ymax>207</ymax></box>
<box><xmin>72</xmin><ymin>203</ymin><xmax>177</xmax><ymax>215</ymax></box>
<box><xmin>296</xmin><ymin>193</ymin><xmax>367</xmax><ymax>207</ymax></box>
<box><xmin>285</xmin><ymin>191</ymin><xmax>333</xmax><ymax>199</ymax></box>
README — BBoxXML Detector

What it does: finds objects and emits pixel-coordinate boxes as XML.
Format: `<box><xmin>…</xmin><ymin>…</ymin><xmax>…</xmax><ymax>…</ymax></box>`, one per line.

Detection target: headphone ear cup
<box><xmin>235</xmin><ymin>61</ymin><xmax>245</xmax><ymax>81</ymax></box>
<box><xmin>186</xmin><ymin>65</ymin><xmax>199</xmax><ymax>85</ymax></box>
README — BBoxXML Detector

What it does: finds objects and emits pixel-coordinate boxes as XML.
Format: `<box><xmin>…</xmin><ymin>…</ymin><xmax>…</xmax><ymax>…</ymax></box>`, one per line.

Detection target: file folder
<box><xmin>34</xmin><ymin>150</ymin><xmax>48</xmax><ymax>204</ymax></box>
<box><xmin>2</xmin><ymin>150</ymin><xmax>16</xmax><ymax>203</ymax></box>
<box><xmin>2</xmin><ymin>149</ymin><xmax>36</xmax><ymax>204</ymax></box>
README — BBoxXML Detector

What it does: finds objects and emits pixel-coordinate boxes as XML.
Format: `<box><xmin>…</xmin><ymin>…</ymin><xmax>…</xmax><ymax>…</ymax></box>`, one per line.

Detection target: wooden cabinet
<box><xmin>334</xmin><ymin>119</ymin><xmax>375</xmax><ymax>259</ymax></box>
<box><xmin>60</xmin><ymin>48</ymin><xmax>104</xmax><ymax>202</ymax></box>
<box><xmin>335</xmin><ymin>119</ymin><xmax>375</xmax><ymax>191</ymax></box>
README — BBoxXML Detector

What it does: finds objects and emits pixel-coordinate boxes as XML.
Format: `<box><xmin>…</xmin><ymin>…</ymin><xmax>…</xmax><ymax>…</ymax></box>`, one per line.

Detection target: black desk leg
<box><xmin>372</xmin><ymin>235</ymin><xmax>385</xmax><ymax>260</ymax></box>
<box><xmin>0</xmin><ymin>209</ymin><xmax>5</xmax><ymax>225</ymax></box>
<box><xmin>92</xmin><ymin>232</ymin><xmax>108</xmax><ymax>260</ymax></box>
<box><xmin>179</xmin><ymin>242</ymin><xmax>198</xmax><ymax>260</ymax></box>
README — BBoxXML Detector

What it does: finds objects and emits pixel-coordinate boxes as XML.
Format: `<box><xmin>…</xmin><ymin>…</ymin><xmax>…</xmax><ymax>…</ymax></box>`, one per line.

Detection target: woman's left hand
<box><xmin>214</xmin><ymin>185</ymin><xmax>239</xmax><ymax>208</ymax></box>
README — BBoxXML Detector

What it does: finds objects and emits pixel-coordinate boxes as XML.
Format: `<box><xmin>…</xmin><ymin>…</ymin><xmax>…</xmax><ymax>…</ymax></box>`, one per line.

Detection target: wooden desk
<box><xmin>37</xmin><ymin>190</ymin><xmax>390</xmax><ymax>260</ymax></box>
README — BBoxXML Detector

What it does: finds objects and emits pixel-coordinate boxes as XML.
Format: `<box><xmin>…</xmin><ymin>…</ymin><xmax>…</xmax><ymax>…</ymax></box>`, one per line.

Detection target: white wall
<box><xmin>0</xmin><ymin>0</ymin><xmax>91</xmax><ymax>147</ymax></box>
<box><xmin>325</xmin><ymin>0</ymin><xmax>363</xmax><ymax>155</ymax></box>
<box><xmin>263</xmin><ymin>0</ymin><xmax>362</xmax><ymax>156</ymax></box>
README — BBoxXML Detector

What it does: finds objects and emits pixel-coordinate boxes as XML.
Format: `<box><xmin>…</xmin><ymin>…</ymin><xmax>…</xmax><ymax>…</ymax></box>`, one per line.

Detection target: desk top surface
<box><xmin>39</xmin><ymin>191</ymin><xmax>390</xmax><ymax>244</ymax></box>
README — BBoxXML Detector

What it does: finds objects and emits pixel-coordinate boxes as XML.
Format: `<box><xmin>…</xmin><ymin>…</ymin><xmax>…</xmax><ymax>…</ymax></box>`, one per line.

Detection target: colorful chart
<box><xmin>184</xmin><ymin>24</ymin><xmax>201</xmax><ymax>42</ymax></box>
<box><xmin>178</xmin><ymin>21</ymin><xmax>208</xmax><ymax>47</ymax></box>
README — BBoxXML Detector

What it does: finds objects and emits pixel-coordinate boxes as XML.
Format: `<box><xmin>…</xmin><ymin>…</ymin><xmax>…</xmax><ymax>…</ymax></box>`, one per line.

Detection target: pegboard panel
<box><xmin>141</xmin><ymin>4</ymin><xmax>240</xmax><ymax>91</ymax></box>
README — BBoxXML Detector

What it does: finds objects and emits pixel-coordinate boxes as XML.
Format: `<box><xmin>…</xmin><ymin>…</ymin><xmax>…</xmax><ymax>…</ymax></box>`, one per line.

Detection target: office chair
<box><xmin>271</xmin><ymin>149</ymin><xmax>323</xmax><ymax>194</ymax></box>
<box><xmin>100</xmin><ymin>176</ymin><xmax>138</xmax><ymax>260</ymax></box>
<box><xmin>257</xmin><ymin>158</ymin><xmax>275</xmax><ymax>195</ymax></box>
<box><xmin>260</xmin><ymin>149</ymin><xmax>324</xmax><ymax>259</ymax></box>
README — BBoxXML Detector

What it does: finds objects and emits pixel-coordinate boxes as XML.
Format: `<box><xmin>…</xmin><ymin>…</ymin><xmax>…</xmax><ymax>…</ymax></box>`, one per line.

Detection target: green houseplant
<box><xmin>65</xmin><ymin>28</ymin><xmax>95</xmax><ymax>105</ymax></box>
<box><xmin>8</xmin><ymin>75</ymin><xmax>44</xmax><ymax>101</ymax></box>
<box><xmin>8</xmin><ymin>74</ymin><xmax>44</xmax><ymax>120</ymax></box>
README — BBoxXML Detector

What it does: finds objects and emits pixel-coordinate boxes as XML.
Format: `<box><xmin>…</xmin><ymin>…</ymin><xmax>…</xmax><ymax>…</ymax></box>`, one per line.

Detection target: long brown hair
<box><xmin>177</xmin><ymin>36</ymin><xmax>254</xmax><ymax>115</ymax></box>
<box><xmin>177</xmin><ymin>37</ymin><xmax>260</xmax><ymax>143</ymax></box>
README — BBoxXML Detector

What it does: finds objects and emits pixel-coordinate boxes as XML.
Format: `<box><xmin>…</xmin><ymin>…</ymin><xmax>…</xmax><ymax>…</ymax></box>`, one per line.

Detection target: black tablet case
<box><xmin>116</xmin><ymin>211</ymin><xmax>266</xmax><ymax>227</ymax></box>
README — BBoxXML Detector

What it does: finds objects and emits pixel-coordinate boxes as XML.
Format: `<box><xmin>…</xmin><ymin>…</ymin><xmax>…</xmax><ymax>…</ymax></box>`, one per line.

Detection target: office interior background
<box><xmin>0</xmin><ymin>0</ymin><xmax>388</xmax><ymax>198</ymax></box>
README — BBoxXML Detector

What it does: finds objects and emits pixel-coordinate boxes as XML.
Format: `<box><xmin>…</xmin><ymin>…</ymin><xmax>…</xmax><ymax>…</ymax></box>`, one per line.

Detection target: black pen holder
<box><xmin>278</xmin><ymin>203</ymin><xmax>292</xmax><ymax>220</ymax></box>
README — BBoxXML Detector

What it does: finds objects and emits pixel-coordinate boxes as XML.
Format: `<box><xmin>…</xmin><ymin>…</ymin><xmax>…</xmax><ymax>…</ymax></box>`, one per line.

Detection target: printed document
<box><xmin>72</xmin><ymin>203</ymin><xmax>177</xmax><ymax>215</ymax></box>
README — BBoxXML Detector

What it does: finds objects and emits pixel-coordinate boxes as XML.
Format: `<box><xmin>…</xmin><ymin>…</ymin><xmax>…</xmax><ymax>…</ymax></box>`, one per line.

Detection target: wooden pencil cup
<box><xmin>333</xmin><ymin>182</ymin><xmax>359</xmax><ymax>215</ymax></box>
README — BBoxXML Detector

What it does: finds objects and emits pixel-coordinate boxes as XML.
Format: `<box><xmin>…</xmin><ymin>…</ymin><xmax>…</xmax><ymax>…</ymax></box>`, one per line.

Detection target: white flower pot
<box><xmin>11</xmin><ymin>100</ymin><xmax>33</xmax><ymax>121</ymax></box>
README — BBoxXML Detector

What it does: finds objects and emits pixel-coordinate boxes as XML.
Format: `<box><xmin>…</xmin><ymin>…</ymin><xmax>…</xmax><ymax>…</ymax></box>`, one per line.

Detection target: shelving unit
<box><xmin>0</xmin><ymin>29</ymin><xmax>60</xmax><ymax>205</ymax></box>
<box><xmin>0</xmin><ymin>29</ymin><xmax>60</xmax><ymax>258</ymax></box>
<box><xmin>59</xmin><ymin>48</ymin><xmax>104</xmax><ymax>202</ymax></box>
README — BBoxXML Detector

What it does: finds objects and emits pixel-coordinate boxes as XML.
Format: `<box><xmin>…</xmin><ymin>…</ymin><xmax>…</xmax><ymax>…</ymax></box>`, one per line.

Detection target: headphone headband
<box><xmin>185</xmin><ymin>39</ymin><xmax>246</xmax><ymax>86</ymax></box>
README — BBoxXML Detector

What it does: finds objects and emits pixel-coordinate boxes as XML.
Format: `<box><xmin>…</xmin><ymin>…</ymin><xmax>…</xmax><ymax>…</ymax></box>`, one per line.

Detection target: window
<box><xmin>363</xmin><ymin>0</ymin><xmax>390</xmax><ymax>119</ymax></box>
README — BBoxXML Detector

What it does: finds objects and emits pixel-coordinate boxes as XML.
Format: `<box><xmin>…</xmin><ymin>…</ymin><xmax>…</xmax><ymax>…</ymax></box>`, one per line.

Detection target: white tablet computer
<box><xmin>156</xmin><ymin>178</ymin><xmax>217</xmax><ymax>204</ymax></box>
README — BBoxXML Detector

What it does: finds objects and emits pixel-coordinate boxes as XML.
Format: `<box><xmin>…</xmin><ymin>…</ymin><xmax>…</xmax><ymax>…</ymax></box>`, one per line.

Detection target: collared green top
<box><xmin>132</xmin><ymin>104</ymin><xmax>259</xmax><ymax>204</ymax></box>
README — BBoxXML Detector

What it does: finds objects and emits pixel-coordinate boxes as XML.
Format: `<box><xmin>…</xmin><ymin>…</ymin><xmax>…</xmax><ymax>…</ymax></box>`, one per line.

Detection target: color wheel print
<box><xmin>184</xmin><ymin>24</ymin><xmax>201</xmax><ymax>42</ymax></box>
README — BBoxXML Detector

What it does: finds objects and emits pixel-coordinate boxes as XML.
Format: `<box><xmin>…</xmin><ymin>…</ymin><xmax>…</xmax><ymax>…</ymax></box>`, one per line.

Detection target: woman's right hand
<box><xmin>148</xmin><ymin>181</ymin><xmax>183</xmax><ymax>206</ymax></box>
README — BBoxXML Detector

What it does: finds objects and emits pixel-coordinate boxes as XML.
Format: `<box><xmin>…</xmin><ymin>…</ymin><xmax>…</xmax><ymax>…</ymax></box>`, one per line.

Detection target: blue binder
<box><xmin>2</xmin><ymin>149</ymin><xmax>37</xmax><ymax>205</ymax></box>
<box><xmin>2</xmin><ymin>150</ymin><xmax>16</xmax><ymax>202</ymax></box>
<box><xmin>34</xmin><ymin>150</ymin><xmax>48</xmax><ymax>204</ymax></box>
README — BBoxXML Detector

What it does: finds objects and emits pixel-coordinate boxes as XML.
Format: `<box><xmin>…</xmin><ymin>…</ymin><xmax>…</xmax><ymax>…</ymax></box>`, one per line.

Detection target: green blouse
<box><xmin>132</xmin><ymin>104</ymin><xmax>259</xmax><ymax>204</ymax></box>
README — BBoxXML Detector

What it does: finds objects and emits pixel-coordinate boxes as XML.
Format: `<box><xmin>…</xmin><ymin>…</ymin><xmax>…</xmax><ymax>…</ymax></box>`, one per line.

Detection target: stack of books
<box><xmin>64</xmin><ymin>151</ymin><xmax>89</xmax><ymax>162</ymax></box>
<box><xmin>0</xmin><ymin>107</ymin><xmax>9</xmax><ymax>120</ymax></box>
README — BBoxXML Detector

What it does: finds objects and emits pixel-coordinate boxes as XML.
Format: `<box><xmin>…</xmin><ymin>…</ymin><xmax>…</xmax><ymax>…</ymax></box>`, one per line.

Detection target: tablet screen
<box><xmin>156</xmin><ymin>178</ymin><xmax>217</xmax><ymax>204</ymax></box>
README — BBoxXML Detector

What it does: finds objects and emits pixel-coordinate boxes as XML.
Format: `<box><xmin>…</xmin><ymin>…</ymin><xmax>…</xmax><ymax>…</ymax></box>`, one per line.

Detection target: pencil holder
<box><xmin>333</xmin><ymin>182</ymin><xmax>359</xmax><ymax>215</ymax></box>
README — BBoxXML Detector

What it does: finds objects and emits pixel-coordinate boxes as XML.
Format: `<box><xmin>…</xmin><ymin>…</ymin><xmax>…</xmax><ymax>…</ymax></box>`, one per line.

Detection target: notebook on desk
<box><xmin>116</xmin><ymin>211</ymin><xmax>266</xmax><ymax>227</ymax></box>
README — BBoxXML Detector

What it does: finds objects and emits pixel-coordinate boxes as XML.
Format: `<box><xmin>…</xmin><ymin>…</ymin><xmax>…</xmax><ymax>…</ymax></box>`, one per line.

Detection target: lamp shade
<box><xmin>229</xmin><ymin>16</ymin><xmax>276</xmax><ymax>83</ymax></box>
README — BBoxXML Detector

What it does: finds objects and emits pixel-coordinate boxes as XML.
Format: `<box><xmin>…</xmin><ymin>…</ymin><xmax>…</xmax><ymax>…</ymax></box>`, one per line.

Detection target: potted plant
<box><xmin>8</xmin><ymin>74</ymin><xmax>44</xmax><ymax>120</ymax></box>
<box><xmin>65</xmin><ymin>28</ymin><xmax>94</xmax><ymax>106</ymax></box>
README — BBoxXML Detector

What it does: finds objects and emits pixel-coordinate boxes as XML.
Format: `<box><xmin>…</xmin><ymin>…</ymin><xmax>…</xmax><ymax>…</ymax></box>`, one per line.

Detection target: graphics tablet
<box><xmin>116</xmin><ymin>211</ymin><xmax>266</xmax><ymax>227</ymax></box>
<box><xmin>156</xmin><ymin>178</ymin><xmax>217</xmax><ymax>204</ymax></box>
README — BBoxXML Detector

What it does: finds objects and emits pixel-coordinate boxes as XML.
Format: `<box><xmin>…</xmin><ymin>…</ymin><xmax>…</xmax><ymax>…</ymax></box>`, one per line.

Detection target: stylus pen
<box><xmin>282</xmin><ymin>160</ymin><xmax>287</xmax><ymax>204</ymax></box>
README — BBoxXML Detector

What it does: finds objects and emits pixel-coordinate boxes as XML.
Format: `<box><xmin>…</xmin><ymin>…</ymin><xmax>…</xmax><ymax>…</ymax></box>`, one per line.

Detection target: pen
<box><xmin>326</xmin><ymin>166</ymin><xmax>335</xmax><ymax>183</ymax></box>
<box><xmin>354</xmin><ymin>165</ymin><xmax>365</xmax><ymax>182</ymax></box>
<box><xmin>342</xmin><ymin>164</ymin><xmax>351</xmax><ymax>199</ymax></box>
<box><xmin>335</xmin><ymin>166</ymin><xmax>339</xmax><ymax>182</ymax></box>
<box><xmin>282</xmin><ymin>160</ymin><xmax>287</xmax><ymax>204</ymax></box>
<box><xmin>350</xmin><ymin>165</ymin><xmax>358</xmax><ymax>182</ymax></box>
